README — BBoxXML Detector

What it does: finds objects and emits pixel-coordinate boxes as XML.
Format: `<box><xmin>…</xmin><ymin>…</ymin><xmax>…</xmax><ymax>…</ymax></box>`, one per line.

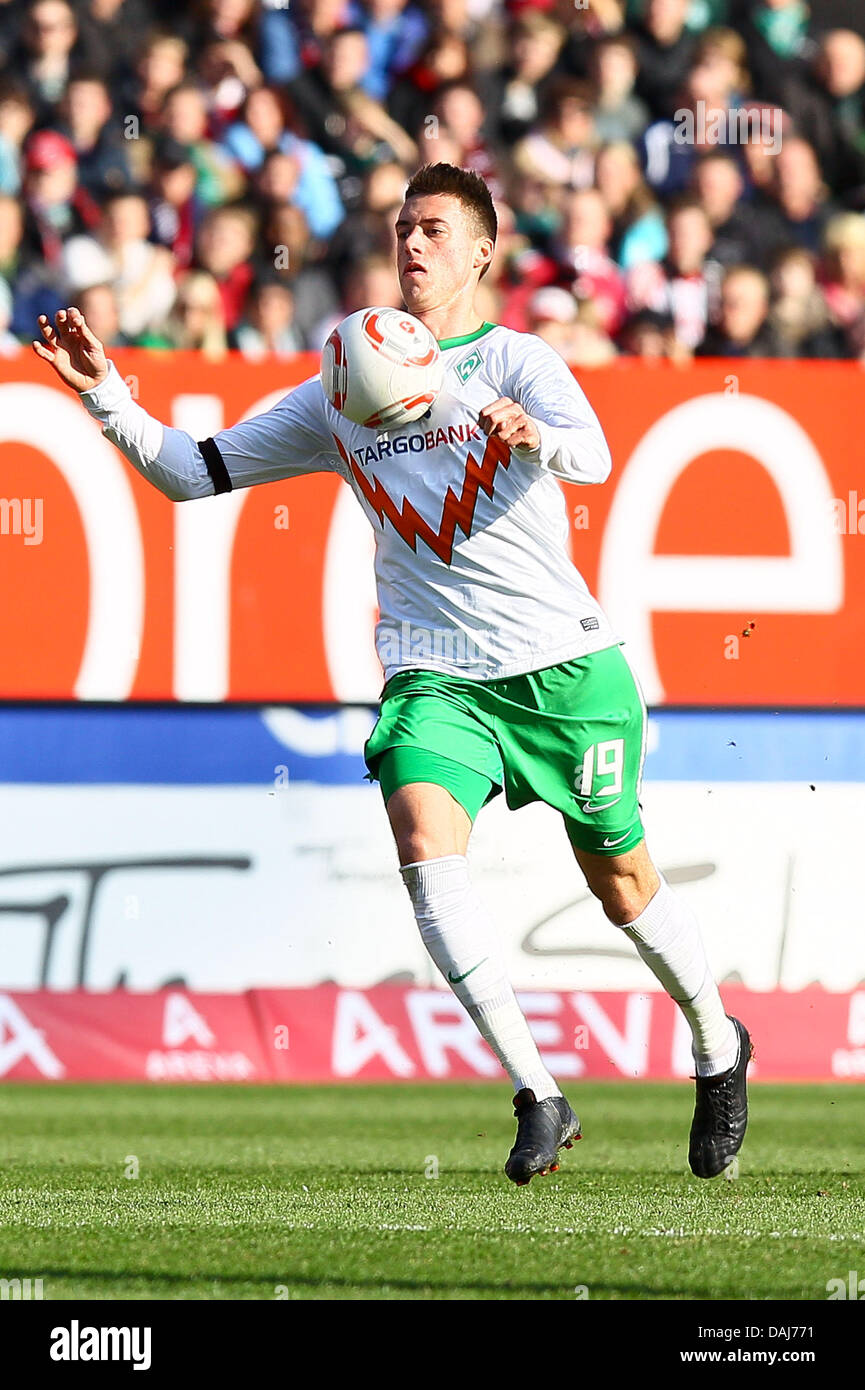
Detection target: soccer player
<box><xmin>33</xmin><ymin>163</ymin><xmax>750</xmax><ymax>1186</ymax></box>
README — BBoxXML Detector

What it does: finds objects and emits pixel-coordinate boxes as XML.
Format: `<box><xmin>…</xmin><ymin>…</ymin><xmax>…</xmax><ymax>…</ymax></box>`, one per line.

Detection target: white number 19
<box><xmin>576</xmin><ymin>738</ymin><xmax>624</xmax><ymax>798</ymax></box>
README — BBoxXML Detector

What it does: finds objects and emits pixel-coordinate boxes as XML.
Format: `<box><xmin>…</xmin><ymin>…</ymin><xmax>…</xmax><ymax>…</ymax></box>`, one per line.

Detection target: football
<box><xmin>320</xmin><ymin>306</ymin><xmax>444</xmax><ymax>430</ymax></box>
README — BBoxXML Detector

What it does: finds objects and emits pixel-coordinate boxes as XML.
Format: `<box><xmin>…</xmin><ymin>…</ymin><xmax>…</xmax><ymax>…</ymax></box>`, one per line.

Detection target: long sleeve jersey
<box><xmin>79</xmin><ymin>322</ymin><xmax>619</xmax><ymax>683</ymax></box>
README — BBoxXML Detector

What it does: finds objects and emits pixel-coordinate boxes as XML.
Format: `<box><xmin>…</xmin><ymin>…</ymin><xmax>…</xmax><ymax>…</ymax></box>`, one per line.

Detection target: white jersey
<box><xmin>81</xmin><ymin>323</ymin><xmax>619</xmax><ymax>684</ymax></box>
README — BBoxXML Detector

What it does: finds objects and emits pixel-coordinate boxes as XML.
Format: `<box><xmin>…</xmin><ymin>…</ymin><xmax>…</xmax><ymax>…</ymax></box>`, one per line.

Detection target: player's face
<box><xmin>395</xmin><ymin>193</ymin><xmax>491</xmax><ymax>314</ymax></box>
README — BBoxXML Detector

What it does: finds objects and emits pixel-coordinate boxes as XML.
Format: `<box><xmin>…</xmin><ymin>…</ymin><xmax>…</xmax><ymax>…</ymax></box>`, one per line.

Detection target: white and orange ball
<box><xmin>321</xmin><ymin>306</ymin><xmax>443</xmax><ymax>430</ymax></box>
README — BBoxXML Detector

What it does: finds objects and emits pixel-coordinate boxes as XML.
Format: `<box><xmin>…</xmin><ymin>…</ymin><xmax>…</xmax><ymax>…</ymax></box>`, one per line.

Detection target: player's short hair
<box><xmin>403</xmin><ymin>163</ymin><xmax>497</xmax><ymax>276</ymax></box>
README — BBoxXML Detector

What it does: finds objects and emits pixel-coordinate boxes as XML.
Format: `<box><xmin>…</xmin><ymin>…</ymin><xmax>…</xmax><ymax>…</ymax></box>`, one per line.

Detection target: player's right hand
<box><xmin>31</xmin><ymin>307</ymin><xmax>110</xmax><ymax>393</ymax></box>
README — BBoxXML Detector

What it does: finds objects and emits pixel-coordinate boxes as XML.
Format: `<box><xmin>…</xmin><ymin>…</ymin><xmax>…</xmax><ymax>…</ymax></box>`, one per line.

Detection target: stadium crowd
<box><xmin>2</xmin><ymin>0</ymin><xmax>865</xmax><ymax>362</ymax></box>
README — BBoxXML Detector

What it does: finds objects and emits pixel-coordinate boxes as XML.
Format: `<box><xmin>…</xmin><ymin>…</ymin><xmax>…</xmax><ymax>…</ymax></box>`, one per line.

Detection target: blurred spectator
<box><xmin>595</xmin><ymin>140</ymin><xmax>668</xmax><ymax>268</ymax></box>
<box><xmin>692</xmin><ymin>150</ymin><xmax>778</xmax><ymax>269</ymax></box>
<box><xmin>634</xmin><ymin>0</ymin><xmax>698</xmax><ymax>121</ymax></box>
<box><xmin>259</xmin><ymin>0</ymin><xmax>356</xmax><ymax>86</ymax></box>
<box><xmin>431</xmin><ymin>80</ymin><xmax>497</xmax><ymax>191</ymax></box>
<box><xmin>531</xmin><ymin>290</ymin><xmax>618</xmax><ymax>366</ymax></box>
<box><xmin>620</xmin><ymin>306</ymin><xmax>685</xmax><ymax>360</ymax></box>
<box><xmin>360</xmin><ymin>0</ymin><xmax>428</xmax><ymax>104</ymax></box>
<box><xmin>72</xmin><ymin>278</ymin><xmax>132</xmax><ymax>346</ymax></box>
<box><xmin>342</xmin><ymin>247</ymin><xmax>402</xmax><ymax>313</ymax></box>
<box><xmin>0</xmin><ymin>190</ymin><xmax>23</xmax><ymax>282</ymax></box>
<box><xmin>0</xmin><ymin>80</ymin><xmax>35</xmax><ymax>195</ymax></box>
<box><xmin>424</xmin><ymin>0</ymin><xmax>485</xmax><ymax>46</ymax></box>
<box><xmin>326</xmin><ymin>157</ymin><xmax>405</xmax><ymax>276</ymax></box>
<box><xmin>740</xmin><ymin>0</ymin><xmax>815</xmax><ymax>110</ymax></box>
<box><xmin>162</xmin><ymin>78</ymin><xmax>246</xmax><ymax>206</ymax></box>
<box><xmin>75</xmin><ymin>0</ymin><xmax>153</xmax><ymax>88</ymax></box>
<box><xmin>260</xmin><ymin>200</ymin><xmax>340</xmax><ymax>345</ymax></box>
<box><xmin>527</xmin><ymin>283</ymin><xmax>577</xmax><ymax>339</ymax></box>
<box><xmin>196</xmin><ymin>35</ymin><xmax>262</xmax><ymax>130</ymax></box>
<box><xmin>252</xmin><ymin>148</ymin><xmax>301</xmax><ymax>215</ymax></box>
<box><xmin>14</xmin><ymin>0</ymin><xmax>81</xmax><ymax>122</ymax></box>
<box><xmin>560</xmin><ymin>0</ymin><xmax>628</xmax><ymax>80</ymax></box>
<box><xmin>231</xmin><ymin>272</ymin><xmax>303</xmax><ymax>357</ymax></box>
<box><xmin>820</xmin><ymin>211</ymin><xmax>865</xmax><ymax>337</ymax></box>
<box><xmin>195</xmin><ymin>199</ymin><xmax>257</xmax><ymax>329</ymax></box>
<box><xmin>0</xmin><ymin>189</ymin><xmax>60</xmax><ymax>337</ymax></box>
<box><xmin>493</xmin><ymin>12</ymin><xmax>565</xmax><ymax>148</ymax></box>
<box><xmin>514</xmin><ymin>78</ymin><xmax>597</xmax><ymax>191</ymax></box>
<box><xmin>506</xmin><ymin>161</ymin><xmax>564</xmax><ymax>245</ymax></box>
<box><xmin>627</xmin><ymin>196</ymin><xmax>715</xmax><ymax>351</ymax></box>
<box><xmin>61</xmin><ymin>188</ymin><xmax>176</xmax><ymax>336</ymax></box>
<box><xmin>591</xmin><ymin>34</ymin><xmax>650</xmax><ymax>145</ymax></box>
<box><xmin>740</xmin><ymin>102</ymin><xmax>787</xmax><ymax>194</ymax></box>
<box><xmin>480</xmin><ymin>195</ymin><xmax>552</xmax><ymax>332</ymax></box>
<box><xmin>551</xmin><ymin>186</ymin><xmax>626</xmax><ymax>336</ymax></box>
<box><xmin>311</xmin><ymin>248</ymin><xmax>401</xmax><ymax>347</ymax></box>
<box><xmin>643</xmin><ymin>27</ymin><xmax>751</xmax><ymax>196</ymax></box>
<box><xmin>289</xmin><ymin>25</ymin><xmax>417</xmax><ymax>180</ymax></box>
<box><xmin>696</xmin><ymin>264</ymin><xmax>785</xmax><ymax>356</ymax></box>
<box><xmin>768</xmin><ymin>245</ymin><xmax>846</xmax><ymax>357</ymax></box>
<box><xmin>58</xmin><ymin>70</ymin><xmax>132</xmax><ymax>198</ymax></box>
<box><xmin>145</xmin><ymin>266</ymin><xmax>227</xmax><ymax>355</ymax></box>
<box><xmin>195</xmin><ymin>0</ymin><xmax>259</xmax><ymax>48</ymax></box>
<box><xmin>525</xmin><ymin>282</ymin><xmax>590</xmax><ymax>364</ymax></box>
<box><xmin>129</xmin><ymin>31</ymin><xmax>188</xmax><ymax>131</ymax></box>
<box><xmin>148</xmin><ymin>134</ymin><xmax>199</xmax><ymax>269</ymax></box>
<box><xmin>223</xmin><ymin>85</ymin><xmax>345</xmax><ymax>238</ymax></box>
<box><xmin>415</xmin><ymin>124</ymin><xmax>463</xmax><ymax>171</ymax></box>
<box><xmin>760</xmin><ymin>136</ymin><xmax>835</xmax><ymax>254</ymax></box>
<box><xmin>808</xmin><ymin>29</ymin><xmax>865</xmax><ymax>205</ymax></box>
<box><xmin>388</xmin><ymin>30</ymin><xmax>472</xmax><ymax>141</ymax></box>
<box><xmin>21</xmin><ymin>128</ymin><xmax>100</xmax><ymax>268</ymax></box>
<box><xmin>0</xmin><ymin>271</ymin><xmax>19</xmax><ymax>352</ymax></box>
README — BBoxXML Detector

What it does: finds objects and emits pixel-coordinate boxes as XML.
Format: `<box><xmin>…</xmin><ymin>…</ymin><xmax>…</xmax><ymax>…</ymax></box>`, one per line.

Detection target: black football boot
<box><xmin>689</xmin><ymin>1017</ymin><xmax>752</xmax><ymax>1178</ymax></box>
<box><xmin>505</xmin><ymin>1088</ymin><xmax>581</xmax><ymax>1186</ymax></box>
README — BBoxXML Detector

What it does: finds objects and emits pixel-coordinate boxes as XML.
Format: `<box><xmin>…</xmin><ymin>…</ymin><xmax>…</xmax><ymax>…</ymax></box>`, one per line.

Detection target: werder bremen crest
<box><xmin>455</xmin><ymin>349</ymin><xmax>483</xmax><ymax>383</ymax></box>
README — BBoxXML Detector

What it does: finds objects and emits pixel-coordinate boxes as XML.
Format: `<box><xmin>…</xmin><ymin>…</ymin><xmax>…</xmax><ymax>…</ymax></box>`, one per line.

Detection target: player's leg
<box><xmin>364</xmin><ymin>690</ymin><xmax>582</xmax><ymax>1183</ymax></box>
<box><xmin>384</xmin><ymin>777</ymin><xmax>473</xmax><ymax>866</ymax></box>
<box><xmin>567</xmin><ymin>836</ymin><xmax>751</xmax><ymax>1177</ymax></box>
<box><xmin>489</xmin><ymin>644</ymin><xmax>751</xmax><ymax>1176</ymax></box>
<box><xmin>383</xmin><ymin>760</ymin><xmax>565</xmax><ymax>1106</ymax></box>
<box><xmin>569</xmin><ymin>836</ymin><xmax>739</xmax><ymax>1074</ymax></box>
<box><xmin>566</xmin><ymin>810</ymin><xmax>750</xmax><ymax>1180</ymax></box>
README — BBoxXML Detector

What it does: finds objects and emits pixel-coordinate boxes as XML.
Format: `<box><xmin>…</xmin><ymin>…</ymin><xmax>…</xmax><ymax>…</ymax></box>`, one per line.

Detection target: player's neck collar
<box><xmin>437</xmin><ymin>322</ymin><xmax>497</xmax><ymax>350</ymax></box>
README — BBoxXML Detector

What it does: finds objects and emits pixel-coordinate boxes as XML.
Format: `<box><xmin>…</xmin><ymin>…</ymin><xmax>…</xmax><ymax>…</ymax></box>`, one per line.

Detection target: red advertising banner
<box><xmin>0</xmin><ymin>353</ymin><xmax>863</xmax><ymax>705</ymax></box>
<box><xmin>0</xmin><ymin>989</ymin><xmax>272</xmax><ymax>1082</ymax></box>
<box><xmin>1</xmin><ymin>987</ymin><xmax>862</xmax><ymax>1083</ymax></box>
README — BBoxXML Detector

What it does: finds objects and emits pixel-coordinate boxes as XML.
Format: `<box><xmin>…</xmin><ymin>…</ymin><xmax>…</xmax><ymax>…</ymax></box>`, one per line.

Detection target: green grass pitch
<box><xmin>0</xmin><ymin>1082</ymin><xmax>862</xmax><ymax>1301</ymax></box>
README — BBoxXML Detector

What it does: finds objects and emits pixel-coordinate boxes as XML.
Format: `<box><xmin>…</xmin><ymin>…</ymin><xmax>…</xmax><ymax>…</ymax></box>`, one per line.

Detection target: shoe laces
<box><xmin>694</xmin><ymin>1070</ymin><xmax>738</xmax><ymax>1133</ymax></box>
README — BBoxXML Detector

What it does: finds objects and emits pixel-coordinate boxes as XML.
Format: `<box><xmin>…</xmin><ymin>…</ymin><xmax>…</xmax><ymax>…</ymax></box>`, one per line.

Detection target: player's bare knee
<box><xmin>595</xmin><ymin>867</ymin><xmax>660</xmax><ymax>926</ymax></box>
<box><xmin>395</xmin><ymin>829</ymin><xmax>450</xmax><ymax>866</ymax></box>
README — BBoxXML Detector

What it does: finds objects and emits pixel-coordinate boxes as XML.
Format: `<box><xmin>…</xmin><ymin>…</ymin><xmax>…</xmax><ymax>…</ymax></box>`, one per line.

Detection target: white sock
<box><xmin>619</xmin><ymin>877</ymin><xmax>738</xmax><ymax>1077</ymax></box>
<box><xmin>400</xmin><ymin>854</ymin><xmax>561</xmax><ymax>1100</ymax></box>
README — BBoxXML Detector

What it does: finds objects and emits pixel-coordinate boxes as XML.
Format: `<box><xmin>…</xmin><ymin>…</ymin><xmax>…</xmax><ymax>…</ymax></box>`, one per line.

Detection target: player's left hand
<box><xmin>478</xmin><ymin>398</ymin><xmax>541</xmax><ymax>451</ymax></box>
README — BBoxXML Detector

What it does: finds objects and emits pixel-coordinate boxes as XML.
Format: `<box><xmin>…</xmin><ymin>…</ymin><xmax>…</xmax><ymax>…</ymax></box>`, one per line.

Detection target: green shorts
<box><xmin>363</xmin><ymin>643</ymin><xmax>647</xmax><ymax>856</ymax></box>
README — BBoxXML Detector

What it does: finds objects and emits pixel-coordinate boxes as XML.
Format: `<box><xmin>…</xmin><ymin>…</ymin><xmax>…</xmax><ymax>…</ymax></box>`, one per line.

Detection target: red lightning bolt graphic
<box><xmin>331</xmin><ymin>432</ymin><xmax>511</xmax><ymax>565</ymax></box>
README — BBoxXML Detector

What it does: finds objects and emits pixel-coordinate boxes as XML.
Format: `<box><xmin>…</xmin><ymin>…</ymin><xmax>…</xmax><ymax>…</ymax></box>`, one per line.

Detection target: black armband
<box><xmin>198</xmin><ymin>437</ymin><xmax>233</xmax><ymax>495</ymax></box>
